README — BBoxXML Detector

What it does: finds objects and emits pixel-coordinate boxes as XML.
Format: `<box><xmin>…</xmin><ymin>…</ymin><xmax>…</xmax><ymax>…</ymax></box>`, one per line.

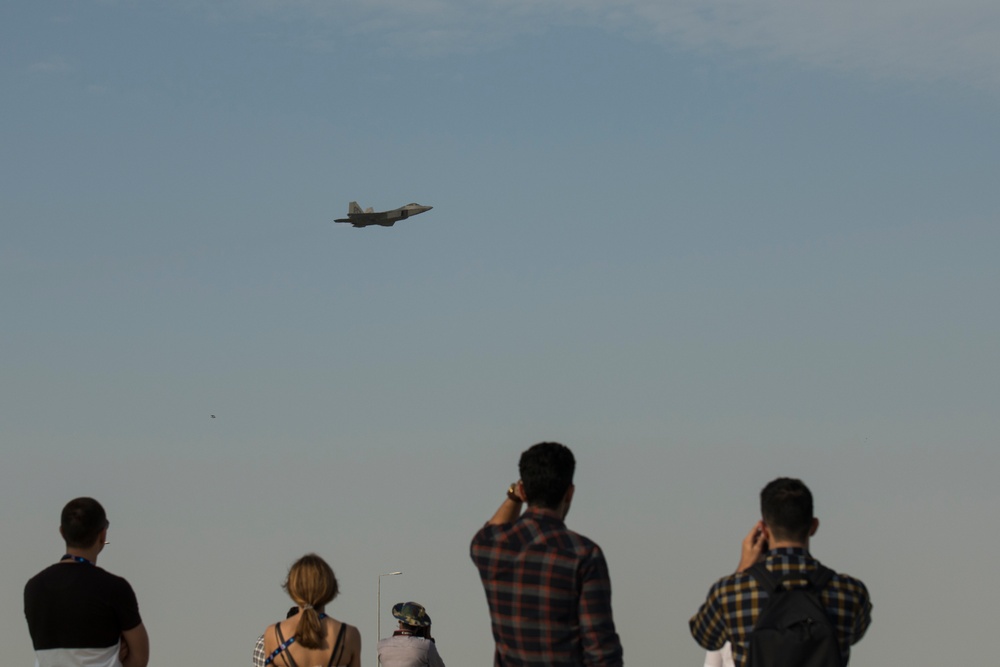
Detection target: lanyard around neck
<box><xmin>61</xmin><ymin>554</ymin><xmax>95</xmax><ymax>566</ymax></box>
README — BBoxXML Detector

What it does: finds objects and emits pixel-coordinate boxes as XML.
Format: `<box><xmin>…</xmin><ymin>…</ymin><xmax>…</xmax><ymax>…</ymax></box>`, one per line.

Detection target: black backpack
<box><xmin>746</xmin><ymin>563</ymin><xmax>843</xmax><ymax>667</ymax></box>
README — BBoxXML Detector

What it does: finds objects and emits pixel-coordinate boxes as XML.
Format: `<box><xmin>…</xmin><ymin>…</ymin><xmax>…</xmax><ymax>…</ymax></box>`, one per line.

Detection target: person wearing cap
<box><xmin>377</xmin><ymin>601</ymin><xmax>445</xmax><ymax>667</ymax></box>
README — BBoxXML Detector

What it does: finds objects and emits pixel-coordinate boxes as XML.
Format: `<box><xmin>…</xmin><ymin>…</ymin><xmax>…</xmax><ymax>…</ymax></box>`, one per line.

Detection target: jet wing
<box><xmin>334</xmin><ymin>215</ymin><xmax>389</xmax><ymax>227</ymax></box>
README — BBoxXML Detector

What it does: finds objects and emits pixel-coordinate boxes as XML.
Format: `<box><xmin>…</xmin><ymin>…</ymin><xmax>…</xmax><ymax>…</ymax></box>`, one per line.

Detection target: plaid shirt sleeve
<box><xmin>578</xmin><ymin>546</ymin><xmax>624</xmax><ymax>667</ymax></box>
<box><xmin>826</xmin><ymin>573</ymin><xmax>872</xmax><ymax>646</ymax></box>
<box><xmin>689</xmin><ymin>576</ymin><xmax>735</xmax><ymax>652</ymax></box>
<box><xmin>252</xmin><ymin>634</ymin><xmax>266</xmax><ymax>667</ymax></box>
<box><xmin>852</xmin><ymin>586</ymin><xmax>873</xmax><ymax>643</ymax></box>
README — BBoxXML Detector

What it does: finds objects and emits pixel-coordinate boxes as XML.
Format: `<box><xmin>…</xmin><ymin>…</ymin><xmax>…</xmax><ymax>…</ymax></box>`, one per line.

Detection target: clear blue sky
<box><xmin>3</xmin><ymin>2</ymin><xmax>999</xmax><ymax>665</ymax></box>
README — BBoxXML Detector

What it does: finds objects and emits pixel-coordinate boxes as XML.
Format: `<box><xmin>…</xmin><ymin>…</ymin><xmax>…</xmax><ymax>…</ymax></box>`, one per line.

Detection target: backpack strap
<box><xmin>747</xmin><ymin>562</ymin><xmax>781</xmax><ymax>593</ymax></box>
<box><xmin>806</xmin><ymin>564</ymin><xmax>836</xmax><ymax>591</ymax></box>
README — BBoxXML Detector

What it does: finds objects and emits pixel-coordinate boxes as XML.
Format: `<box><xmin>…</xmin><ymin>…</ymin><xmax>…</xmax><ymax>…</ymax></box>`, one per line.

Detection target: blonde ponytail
<box><xmin>296</xmin><ymin>606</ymin><xmax>324</xmax><ymax>648</ymax></box>
<box><xmin>283</xmin><ymin>554</ymin><xmax>340</xmax><ymax>650</ymax></box>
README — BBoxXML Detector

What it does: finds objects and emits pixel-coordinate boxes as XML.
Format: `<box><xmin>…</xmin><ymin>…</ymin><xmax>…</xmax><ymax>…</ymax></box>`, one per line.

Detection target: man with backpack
<box><xmin>689</xmin><ymin>478</ymin><xmax>872</xmax><ymax>667</ymax></box>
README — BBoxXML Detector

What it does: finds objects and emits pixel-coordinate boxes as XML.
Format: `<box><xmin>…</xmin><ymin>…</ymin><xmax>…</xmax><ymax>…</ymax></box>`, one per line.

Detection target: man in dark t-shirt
<box><xmin>24</xmin><ymin>497</ymin><xmax>149</xmax><ymax>667</ymax></box>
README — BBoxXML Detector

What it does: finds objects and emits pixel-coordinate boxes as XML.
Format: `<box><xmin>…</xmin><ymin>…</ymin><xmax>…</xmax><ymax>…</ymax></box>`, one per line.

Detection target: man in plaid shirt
<box><xmin>690</xmin><ymin>478</ymin><xmax>872</xmax><ymax>667</ymax></box>
<box><xmin>470</xmin><ymin>442</ymin><xmax>623</xmax><ymax>667</ymax></box>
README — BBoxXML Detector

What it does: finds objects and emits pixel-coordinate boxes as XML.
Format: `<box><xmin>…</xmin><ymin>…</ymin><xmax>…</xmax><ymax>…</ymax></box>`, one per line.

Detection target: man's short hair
<box><xmin>519</xmin><ymin>442</ymin><xmax>575</xmax><ymax>509</ymax></box>
<box><xmin>760</xmin><ymin>478</ymin><xmax>814</xmax><ymax>542</ymax></box>
<box><xmin>61</xmin><ymin>497</ymin><xmax>108</xmax><ymax>549</ymax></box>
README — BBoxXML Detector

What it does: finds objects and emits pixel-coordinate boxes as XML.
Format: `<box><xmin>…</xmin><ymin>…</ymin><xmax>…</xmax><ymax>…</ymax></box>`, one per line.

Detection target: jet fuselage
<box><xmin>334</xmin><ymin>202</ymin><xmax>432</xmax><ymax>228</ymax></box>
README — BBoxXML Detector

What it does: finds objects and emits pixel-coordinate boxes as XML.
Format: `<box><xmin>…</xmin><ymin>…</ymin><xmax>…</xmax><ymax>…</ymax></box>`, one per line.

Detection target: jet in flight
<box><xmin>334</xmin><ymin>202</ymin><xmax>433</xmax><ymax>228</ymax></box>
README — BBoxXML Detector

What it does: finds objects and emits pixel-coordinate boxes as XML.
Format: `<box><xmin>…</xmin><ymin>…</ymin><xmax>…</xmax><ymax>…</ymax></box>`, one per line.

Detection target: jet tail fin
<box><xmin>348</xmin><ymin>201</ymin><xmax>364</xmax><ymax>215</ymax></box>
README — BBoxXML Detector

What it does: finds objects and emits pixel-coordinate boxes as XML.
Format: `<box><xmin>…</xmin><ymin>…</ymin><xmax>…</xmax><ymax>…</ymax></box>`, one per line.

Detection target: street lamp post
<box><xmin>377</xmin><ymin>571</ymin><xmax>402</xmax><ymax>667</ymax></box>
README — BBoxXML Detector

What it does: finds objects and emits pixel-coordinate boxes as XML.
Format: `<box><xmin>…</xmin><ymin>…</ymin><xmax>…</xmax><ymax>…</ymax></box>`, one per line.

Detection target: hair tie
<box><xmin>301</xmin><ymin>604</ymin><xmax>313</xmax><ymax>611</ymax></box>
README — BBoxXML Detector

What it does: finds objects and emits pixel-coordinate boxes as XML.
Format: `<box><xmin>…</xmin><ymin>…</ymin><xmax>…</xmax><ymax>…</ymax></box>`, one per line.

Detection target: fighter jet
<box><xmin>334</xmin><ymin>202</ymin><xmax>433</xmax><ymax>228</ymax></box>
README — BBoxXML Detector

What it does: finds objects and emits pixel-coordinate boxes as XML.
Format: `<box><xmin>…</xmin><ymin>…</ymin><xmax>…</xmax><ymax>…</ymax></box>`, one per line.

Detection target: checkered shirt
<box><xmin>690</xmin><ymin>548</ymin><xmax>872</xmax><ymax>667</ymax></box>
<box><xmin>252</xmin><ymin>633</ymin><xmax>266</xmax><ymax>667</ymax></box>
<box><xmin>470</xmin><ymin>507</ymin><xmax>623</xmax><ymax>667</ymax></box>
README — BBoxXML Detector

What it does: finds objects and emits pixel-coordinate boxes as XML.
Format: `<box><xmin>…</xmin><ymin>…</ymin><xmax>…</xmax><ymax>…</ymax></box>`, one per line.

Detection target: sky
<box><xmin>2</xmin><ymin>1</ymin><xmax>999</xmax><ymax>665</ymax></box>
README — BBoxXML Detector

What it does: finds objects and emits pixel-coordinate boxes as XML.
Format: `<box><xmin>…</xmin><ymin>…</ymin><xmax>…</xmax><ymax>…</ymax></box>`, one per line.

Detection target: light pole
<box><xmin>377</xmin><ymin>571</ymin><xmax>402</xmax><ymax>667</ymax></box>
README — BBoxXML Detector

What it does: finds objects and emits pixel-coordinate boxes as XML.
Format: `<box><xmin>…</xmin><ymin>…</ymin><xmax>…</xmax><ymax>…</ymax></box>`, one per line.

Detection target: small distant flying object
<box><xmin>211</xmin><ymin>415</ymin><xmax>216</xmax><ymax>418</ymax></box>
<box><xmin>334</xmin><ymin>202</ymin><xmax>433</xmax><ymax>228</ymax></box>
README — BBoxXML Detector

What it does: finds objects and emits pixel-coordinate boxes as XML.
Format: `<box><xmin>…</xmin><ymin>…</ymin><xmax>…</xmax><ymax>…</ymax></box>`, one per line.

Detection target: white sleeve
<box><xmin>722</xmin><ymin>641</ymin><xmax>735</xmax><ymax>667</ymax></box>
<box><xmin>427</xmin><ymin>641</ymin><xmax>445</xmax><ymax>667</ymax></box>
<box><xmin>704</xmin><ymin>641</ymin><xmax>735</xmax><ymax>667</ymax></box>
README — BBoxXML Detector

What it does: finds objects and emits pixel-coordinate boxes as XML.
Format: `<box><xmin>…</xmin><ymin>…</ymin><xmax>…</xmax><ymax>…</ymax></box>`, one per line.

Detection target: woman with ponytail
<box><xmin>262</xmin><ymin>554</ymin><xmax>361</xmax><ymax>667</ymax></box>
